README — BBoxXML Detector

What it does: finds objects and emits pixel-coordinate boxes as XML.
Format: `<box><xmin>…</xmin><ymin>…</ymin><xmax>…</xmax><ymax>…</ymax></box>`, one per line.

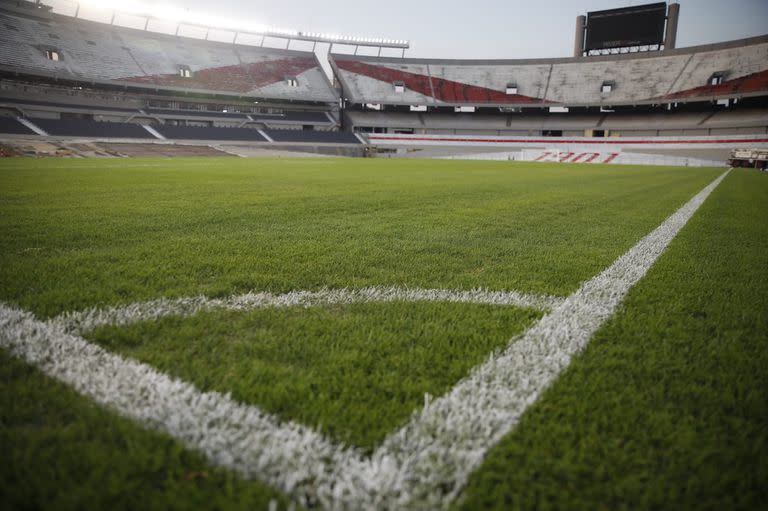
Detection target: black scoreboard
<box><xmin>585</xmin><ymin>2</ymin><xmax>667</xmax><ymax>51</ymax></box>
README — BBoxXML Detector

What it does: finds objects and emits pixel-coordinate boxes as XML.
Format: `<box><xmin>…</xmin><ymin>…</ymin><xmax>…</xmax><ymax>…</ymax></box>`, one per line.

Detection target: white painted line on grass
<box><xmin>0</xmin><ymin>304</ymin><xmax>369</xmax><ymax>508</ymax></box>
<box><xmin>50</xmin><ymin>286</ymin><xmax>563</xmax><ymax>335</ymax></box>
<box><xmin>364</xmin><ymin>169</ymin><xmax>731</xmax><ymax>509</ymax></box>
<box><xmin>0</xmin><ymin>170</ymin><xmax>729</xmax><ymax>510</ymax></box>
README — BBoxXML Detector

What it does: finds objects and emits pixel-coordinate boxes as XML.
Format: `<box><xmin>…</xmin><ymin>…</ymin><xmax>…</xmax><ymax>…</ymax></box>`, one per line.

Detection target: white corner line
<box><xmin>49</xmin><ymin>286</ymin><xmax>563</xmax><ymax>335</ymax></box>
<box><xmin>0</xmin><ymin>304</ymin><xmax>365</xmax><ymax>509</ymax></box>
<box><xmin>364</xmin><ymin>169</ymin><xmax>731</xmax><ymax>509</ymax></box>
<box><xmin>0</xmin><ymin>170</ymin><xmax>730</xmax><ymax>510</ymax></box>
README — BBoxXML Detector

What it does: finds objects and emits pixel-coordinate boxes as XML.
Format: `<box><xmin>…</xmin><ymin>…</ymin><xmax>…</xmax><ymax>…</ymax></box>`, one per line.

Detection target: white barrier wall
<box><xmin>366</xmin><ymin>133</ymin><xmax>768</xmax><ymax>166</ymax></box>
<box><xmin>436</xmin><ymin>150</ymin><xmax>722</xmax><ymax>167</ymax></box>
<box><xmin>365</xmin><ymin>133</ymin><xmax>768</xmax><ymax>150</ymax></box>
<box><xmin>332</xmin><ymin>37</ymin><xmax>768</xmax><ymax>107</ymax></box>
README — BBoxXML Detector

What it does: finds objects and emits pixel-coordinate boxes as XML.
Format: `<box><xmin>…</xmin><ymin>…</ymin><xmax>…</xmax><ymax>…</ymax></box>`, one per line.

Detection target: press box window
<box><xmin>45</xmin><ymin>49</ymin><xmax>60</xmax><ymax>61</ymax></box>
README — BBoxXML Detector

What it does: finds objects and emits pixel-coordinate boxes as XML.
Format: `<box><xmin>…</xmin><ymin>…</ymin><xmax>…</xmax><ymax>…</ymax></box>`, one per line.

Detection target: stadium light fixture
<box><xmin>72</xmin><ymin>0</ymin><xmax>409</xmax><ymax>49</ymax></box>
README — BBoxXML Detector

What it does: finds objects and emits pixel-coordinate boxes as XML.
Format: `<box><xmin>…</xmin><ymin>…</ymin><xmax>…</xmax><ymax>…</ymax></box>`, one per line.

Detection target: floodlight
<box><xmin>76</xmin><ymin>0</ymin><xmax>408</xmax><ymax>48</ymax></box>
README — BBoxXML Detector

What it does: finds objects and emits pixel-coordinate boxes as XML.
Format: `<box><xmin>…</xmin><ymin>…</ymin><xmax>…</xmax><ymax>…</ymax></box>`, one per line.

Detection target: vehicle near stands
<box><xmin>728</xmin><ymin>148</ymin><xmax>768</xmax><ymax>169</ymax></box>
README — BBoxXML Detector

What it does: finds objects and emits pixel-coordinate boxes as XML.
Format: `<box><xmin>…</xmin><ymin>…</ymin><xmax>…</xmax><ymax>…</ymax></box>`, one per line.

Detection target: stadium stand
<box><xmin>94</xmin><ymin>143</ymin><xmax>235</xmax><ymax>158</ymax></box>
<box><xmin>0</xmin><ymin>96</ymin><xmax>141</xmax><ymax>114</ymax></box>
<box><xmin>663</xmin><ymin>70</ymin><xmax>768</xmax><ymax>100</ymax></box>
<box><xmin>0</xmin><ymin>6</ymin><xmax>337</xmax><ymax>103</ymax></box>
<box><xmin>331</xmin><ymin>36</ymin><xmax>768</xmax><ymax>106</ymax></box>
<box><xmin>155</xmin><ymin>125</ymin><xmax>267</xmax><ymax>142</ymax></box>
<box><xmin>30</xmin><ymin>118</ymin><xmax>150</xmax><ymax>138</ymax></box>
<box><xmin>334</xmin><ymin>60</ymin><xmax>546</xmax><ymax>105</ymax></box>
<box><xmin>0</xmin><ymin>91</ymin><xmax>335</xmax><ymax>127</ymax></box>
<box><xmin>145</xmin><ymin>108</ymin><xmax>249</xmax><ymax>120</ymax></box>
<box><xmin>346</xmin><ymin>108</ymin><xmax>768</xmax><ymax>137</ymax></box>
<box><xmin>0</xmin><ymin>0</ymin><xmax>344</xmax><ymax>144</ymax></box>
<box><xmin>0</xmin><ymin>0</ymin><xmax>765</xmax><ymax>159</ymax></box>
<box><xmin>263</xmin><ymin>130</ymin><xmax>361</xmax><ymax>144</ymax></box>
<box><xmin>145</xmin><ymin>108</ymin><xmax>334</xmax><ymax>126</ymax></box>
<box><xmin>0</xmin><ymin>116</ymin><xmax>35</xmax><ymax>135</ymax></box>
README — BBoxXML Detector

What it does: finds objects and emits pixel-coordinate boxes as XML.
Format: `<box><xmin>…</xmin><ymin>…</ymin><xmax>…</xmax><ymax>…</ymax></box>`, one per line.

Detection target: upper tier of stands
<box><xmin>0</xmin><ymin>6</ymin><xmax>337</xmax><ymax>103</ymax></box>
<box><xmin>331</xmin><ymin>36</ymin><xmax>768</xmax><ymax>107</ymax></box>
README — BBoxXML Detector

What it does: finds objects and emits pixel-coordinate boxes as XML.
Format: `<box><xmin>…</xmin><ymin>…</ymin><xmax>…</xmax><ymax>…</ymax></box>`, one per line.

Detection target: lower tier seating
<box><xmin>155</xmin><ymin>125</ymin><xmax>267</xmax><ymax>142</ymax></box>
<box><xmin>264</xmin><ymin>130</ymin><xmax>360</xmax><ymax>144</ymax></box>
<box><xmin>31</xmin><ymin>118</ymin><xmax>149</xmax><ymax>138</ymax></box>
<box><xmin>0</xmin><ymin>116</ymin><xmax>35</xmax><ymax>135</ymax></box>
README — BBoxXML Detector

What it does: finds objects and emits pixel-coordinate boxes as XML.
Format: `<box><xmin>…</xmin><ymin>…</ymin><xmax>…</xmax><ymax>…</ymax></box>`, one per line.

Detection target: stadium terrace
<box><xmin>0</xmin><ymin>0</ymin><xmax>764</xmax><ymax>160</ymax></box>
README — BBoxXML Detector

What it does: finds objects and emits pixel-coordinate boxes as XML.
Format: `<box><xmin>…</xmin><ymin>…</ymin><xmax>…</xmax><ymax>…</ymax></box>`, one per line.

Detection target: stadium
<box><xmin>0</xmin><ymin>0</ymin><xmax>766</xmax><ymax>508</ymax></box>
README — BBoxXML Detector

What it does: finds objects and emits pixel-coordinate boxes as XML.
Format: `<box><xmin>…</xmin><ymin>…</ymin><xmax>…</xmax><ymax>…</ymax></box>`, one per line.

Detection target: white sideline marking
<box><xmin>0</xmin><ymin>170</ymin><xmax>729</xmax><ymax>510</ymax></box>
<box><xmin>0</xmin><ymin>305</ymin><xmax>363</xmax><ymax>507</ymax></box>
<box><xmin>371</xmin><ymin>168</ymin><xmax>730</xmax><ymax>508</ymax></box>
<box><xmin>50</xmin><ymin>286</ymin><xmax>563</xmax><ymax>335</ymax></box>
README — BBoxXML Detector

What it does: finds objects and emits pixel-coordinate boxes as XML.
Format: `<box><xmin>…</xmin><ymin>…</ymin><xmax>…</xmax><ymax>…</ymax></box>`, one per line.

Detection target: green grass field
<box><xmin>1</xmin><ymin>157</ymin><xmax>765</xmax><ymax>510</ymax></box>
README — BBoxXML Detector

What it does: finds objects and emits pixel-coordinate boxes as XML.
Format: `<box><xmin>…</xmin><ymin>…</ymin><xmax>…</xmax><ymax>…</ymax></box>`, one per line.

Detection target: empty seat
<box><xmin>0</xmin><ymin>117</ymin><xmax>35</xmax><ymax>135</ymax></box>
<box><xmin>155</xmin><ymin>125</ymin><xmax>267</xmax><ymax>142</ymax></box>
<box><xmin>265</xmin><ymin>129</ymin><xmax>360</xmax><ymax>144</ymax></box>
<box><xmin>30</xmin><ymin>118</ymin><xmax>149</xmax><ymax>138</ymax></box>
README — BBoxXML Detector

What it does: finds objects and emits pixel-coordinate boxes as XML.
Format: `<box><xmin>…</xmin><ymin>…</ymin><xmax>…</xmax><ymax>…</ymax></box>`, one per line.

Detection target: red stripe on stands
<box><xmin>584</xmin><ymin>153</ymin><xmax>602</xmax><ymax>163</ymax></box>
<box><xmin>335</xmin><ymin>60</ymin><xmax>548</xmax><ymax>104</ymax></box>
<box><xmin>661</xmin><ymin>69</ymin><xmax>768</xmax><ymax>100</ymax></box>
<box><xmin>121</xmin><ymin>57</ymin><xmax>317</xmax><ymax>94</ymax></box>
<box><xmin>368</xmin><ymin>136</ymin><xmax>768</xmax><ymax>145</ymax></box>
<box><xmin>570</xmin><ymin>153</ymin><xmax>588</xmax><ymax>163</ymax></box>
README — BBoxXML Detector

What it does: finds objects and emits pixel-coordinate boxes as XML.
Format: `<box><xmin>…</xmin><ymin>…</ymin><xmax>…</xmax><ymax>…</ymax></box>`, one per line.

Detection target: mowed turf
<box><xmin>0</xmin><ymin>350</ymin><xmax>296</xmax><ymax>511</ymax></box>
<box><xmin>0</xmin><ymin>157</ymin><xmax>742</xmax><ymax>509</ymax></box>
<box><xmin>457</xmin><ymin>168</ymin><xmax>768</xmax><ymax>510</ymax></box>
<box><xmin>87</xmin><ymin>302</ymin><xmax>541</xmax><ymax>449</ymax></box>
<box><xmin>0</xmin><ymin>158</ymin><xmax>720</xmax><ymax>317</ymax></box>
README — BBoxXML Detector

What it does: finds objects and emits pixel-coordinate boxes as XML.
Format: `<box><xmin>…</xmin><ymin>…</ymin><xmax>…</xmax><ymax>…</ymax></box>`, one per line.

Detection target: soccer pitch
<box><xmin>1</xmin><ymin>158</ymin><xmax>765</xmax><ymax>510</ymax></box>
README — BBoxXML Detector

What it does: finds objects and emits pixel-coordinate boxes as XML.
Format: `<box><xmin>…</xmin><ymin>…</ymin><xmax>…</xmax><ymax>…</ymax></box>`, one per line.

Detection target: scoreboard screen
<box><xmin>585</xmin><ymin>2</ymin><xmax>667</xmax><ymax>51</ymax></box>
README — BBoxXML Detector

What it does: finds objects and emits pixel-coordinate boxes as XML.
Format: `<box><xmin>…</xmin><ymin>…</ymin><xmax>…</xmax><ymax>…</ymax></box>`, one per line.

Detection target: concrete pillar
<box><xmin>574</xmin><ymin>15</ymin><xmax>586</xmax><ymax>57</ymax></box>
<box><xmin>665</xmin><ymin>3</ymin><xmax>680</xmax><ymax>50</ymax></box>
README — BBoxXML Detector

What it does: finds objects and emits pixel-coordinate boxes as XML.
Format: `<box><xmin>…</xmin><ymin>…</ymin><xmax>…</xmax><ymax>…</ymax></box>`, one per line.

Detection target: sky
<box><xmin>53</xmin><ymin>0</ymin><xmax>768</xmax><ymax>60</ymax></box>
